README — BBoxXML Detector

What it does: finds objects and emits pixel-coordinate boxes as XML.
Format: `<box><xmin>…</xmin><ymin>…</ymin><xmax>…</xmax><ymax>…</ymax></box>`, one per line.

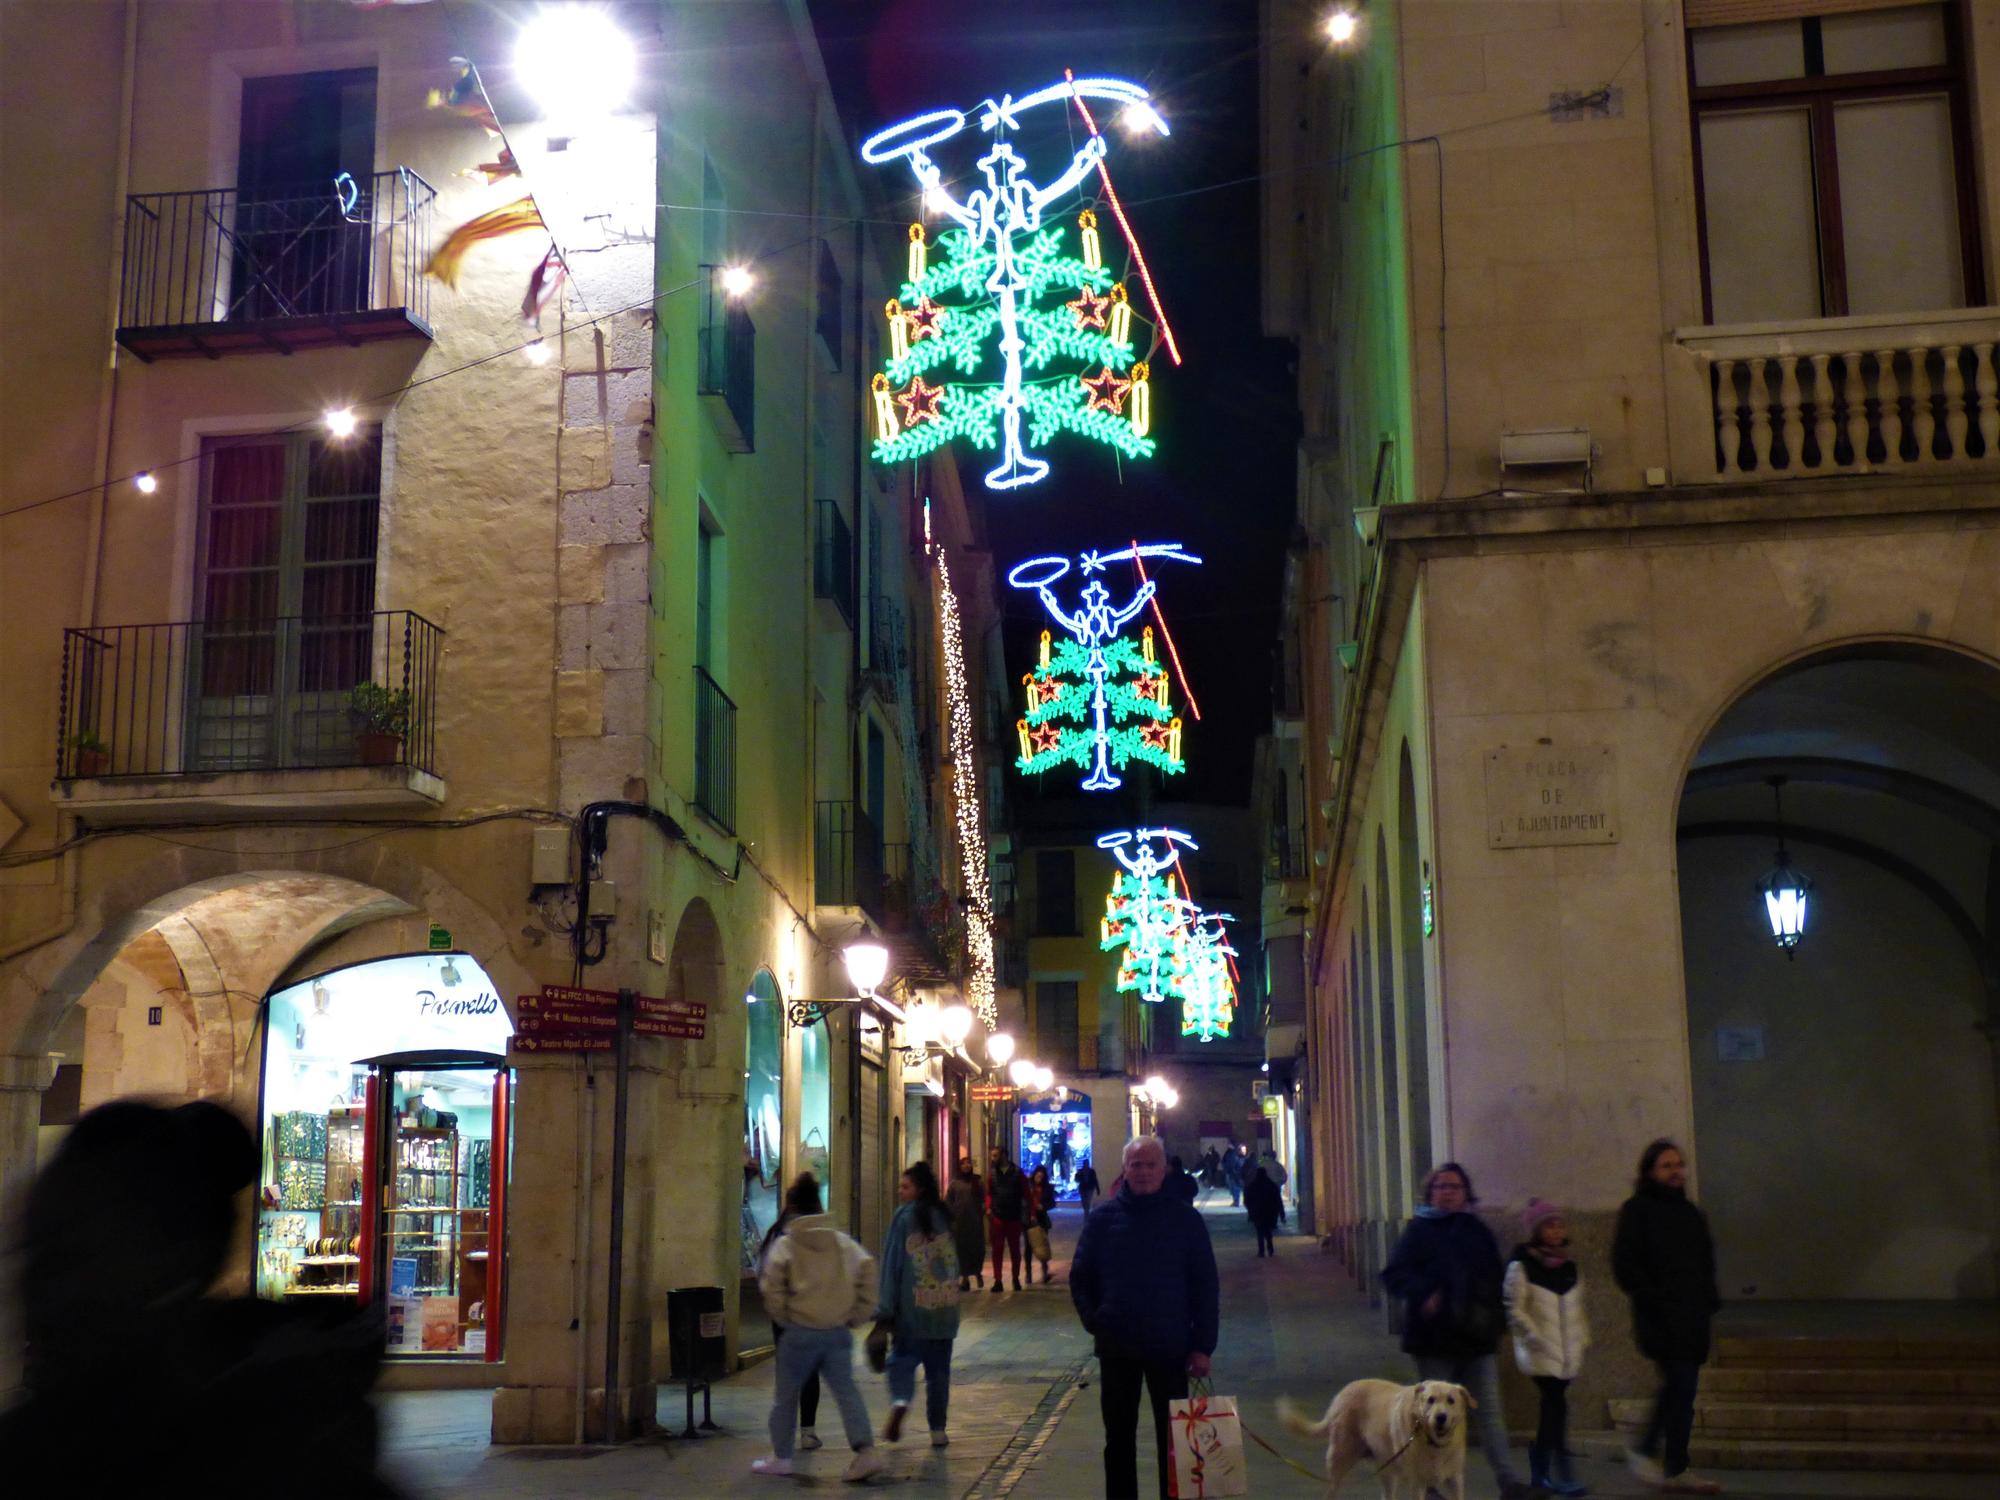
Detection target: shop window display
<box><xmin>257</xmin><ymin>952</ymin><xmax>512</xmax><ymax>1358</ymax></box>
<box><xmin>742</xmin><ymin>972</ymin><xmax>783</xmax><ymax>1270</ymax></box>
<box><xmin>799</xmin><ymin>1014</ymin><xmax>832</xmax><ymax>1187</ymax></box>
<box><xmin>1018</xmin><ymin>1092</ymin><xmax>1092</xmax><ymax>1202</ymax></box>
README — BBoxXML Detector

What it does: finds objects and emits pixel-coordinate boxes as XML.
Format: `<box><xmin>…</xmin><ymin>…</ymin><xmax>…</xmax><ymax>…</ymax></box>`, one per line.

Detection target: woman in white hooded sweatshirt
<box><xmin>754</xmin><ymin>1174</ymin><xmax>884</xmax><ymax>1481</ymax></box>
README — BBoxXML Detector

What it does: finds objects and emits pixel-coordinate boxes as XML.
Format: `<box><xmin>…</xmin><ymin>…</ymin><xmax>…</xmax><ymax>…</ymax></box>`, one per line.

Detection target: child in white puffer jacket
<box><xmin>1504</xmin><ymin>1198</ymin><xmax>1592</xmax><ymax>1497</ymax></box>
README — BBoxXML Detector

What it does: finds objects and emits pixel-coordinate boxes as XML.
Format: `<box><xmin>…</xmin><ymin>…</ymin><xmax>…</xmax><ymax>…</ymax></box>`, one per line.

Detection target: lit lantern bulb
<box><xmin>720</xmin><ymin>265</ymin><xmax>755</xmax><ymax>299</ymax></box>
<box><xmin>1326</xmin><ymin>9</ymin><xmax>1359</xmax><ymax>44</ymax></box>
<box><xmin>522</xmin><ymin>338</ymin><xmax>553</xmax><ymax>366</ymax></box>
<box><xmin>324</xmin><ymin>407</ymin><xmax>358</xmax><ymax>438</ymax></box>
<box><xmin>133</xmin><ymin>471</ymin><xmax>159</xmax><ymax>494</ymax></box>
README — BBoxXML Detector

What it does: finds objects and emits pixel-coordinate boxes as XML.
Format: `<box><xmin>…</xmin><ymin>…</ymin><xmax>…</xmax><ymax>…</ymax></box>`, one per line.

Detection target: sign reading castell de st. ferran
<box><xmin>1484</xmin><ymin>743</ymin><xmax>1619</xmax><ymax>849</ymax></box>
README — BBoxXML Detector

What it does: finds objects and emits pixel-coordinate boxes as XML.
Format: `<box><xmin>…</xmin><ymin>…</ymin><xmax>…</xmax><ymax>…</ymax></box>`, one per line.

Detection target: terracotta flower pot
<box><xmin>356</xmin><ymin>731</ymin><xmax>403</xmax><ymax>767</ymax></box>
<box><xmin>75</xmin><ymin>748</ymin><xmax>111</xmax><ymax>777</ymax></box>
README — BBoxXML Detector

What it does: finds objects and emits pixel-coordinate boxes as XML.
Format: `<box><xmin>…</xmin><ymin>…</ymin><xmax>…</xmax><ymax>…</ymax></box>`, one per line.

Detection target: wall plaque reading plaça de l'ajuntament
<box><xmin>1484</xmin><ymin>743</ymin><xmax>1619</xmax><ymax>848</ymax></box>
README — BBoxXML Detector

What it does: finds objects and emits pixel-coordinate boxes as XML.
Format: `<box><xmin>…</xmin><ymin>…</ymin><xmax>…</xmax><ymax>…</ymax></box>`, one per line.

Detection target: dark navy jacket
<box><xmin>1070</xmin><ymin>1183</ymin><xmax>1220</xmax><ymax>1362</ymax></box>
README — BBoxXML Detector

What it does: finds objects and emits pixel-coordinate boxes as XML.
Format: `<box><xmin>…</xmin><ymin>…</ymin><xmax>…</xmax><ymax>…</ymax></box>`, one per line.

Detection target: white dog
<box><xmin>1279</xmin><ymin>1378</ymin><xmax>1474</xmax><ymax>1500</ymax></box>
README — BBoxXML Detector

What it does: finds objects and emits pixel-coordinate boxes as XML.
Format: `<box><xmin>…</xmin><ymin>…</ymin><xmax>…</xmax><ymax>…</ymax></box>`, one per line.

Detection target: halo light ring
<box><xmin>862</xmin><ymin>109</ymin><xmax>968</xmax><ymax>164</ymax></box>
<box><xmin>1007</xmin><ymin>555</ymin><xmax>1072</xmax><ymax>590</ymax></box>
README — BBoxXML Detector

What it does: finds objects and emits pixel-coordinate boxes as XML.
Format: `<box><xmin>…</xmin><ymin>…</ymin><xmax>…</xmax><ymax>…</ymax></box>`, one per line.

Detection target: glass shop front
<box><xmin>257</xmin><ymin>952</ymin><xmax>514</xmax><ymax>1359</ymax></box>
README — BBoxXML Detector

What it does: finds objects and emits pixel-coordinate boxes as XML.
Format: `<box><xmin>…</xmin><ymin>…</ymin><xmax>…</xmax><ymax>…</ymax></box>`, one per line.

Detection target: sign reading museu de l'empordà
<box><xmin>1483</xmin><ymin>742</ymin><xmax>1619</xmax><ymax>849</ymax></box>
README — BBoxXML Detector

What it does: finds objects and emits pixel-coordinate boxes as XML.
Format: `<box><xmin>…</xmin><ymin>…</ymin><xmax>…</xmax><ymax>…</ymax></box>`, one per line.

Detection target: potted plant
<box><xmin>348</xmin><ymin>683</ymin><xmax>412</xmax><ymax>766</ymax></box>
<box><xmin>68</xmin><ymin>729</ymin><xmax>111</xmax><ymax>777</ymax></box>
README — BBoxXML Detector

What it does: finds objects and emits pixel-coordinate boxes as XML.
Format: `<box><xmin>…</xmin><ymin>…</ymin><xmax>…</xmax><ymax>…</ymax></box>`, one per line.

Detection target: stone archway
<box><xmin>1675</xmin><ymin>640</ymin><xmax>2000</xmax><ymax>1300</ymax></box>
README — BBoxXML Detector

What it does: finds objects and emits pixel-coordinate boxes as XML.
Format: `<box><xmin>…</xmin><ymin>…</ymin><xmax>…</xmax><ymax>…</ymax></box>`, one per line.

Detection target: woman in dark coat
<box><xmin>947</xmin><ymin>1156</ymin><xmax>988</xmax><ymax>1292</ymax></box>
<box><xmin>1243</xmin><ymin>1166</ymin><xmax>1285</xmax><ymax>1257</ymax></box>
<box><xmin>1613</xmin><ymin>1139</ymin><xmax>1722</xmax><ymax>1494</ymax></box>
<box><xmin>1381</xmin><ymin>1163</ymin><xmax>1528</xmax><ymax>1499</ymax></box>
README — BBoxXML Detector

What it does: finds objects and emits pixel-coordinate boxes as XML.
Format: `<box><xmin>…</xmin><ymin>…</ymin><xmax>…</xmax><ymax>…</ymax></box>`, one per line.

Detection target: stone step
<box><xmin>1577</xmin><ymin>1430</ymin><xmax>2000</xmax><ymax>1472</ymax></box>
<box><xmin>1716</xmin><ymin>1335</ymin><xmax>2000</xmax><ymax>1368</ymax></box>
<box><xmin>1701</xmin><ymin>1365</ymin><xmax>2000</xmax><ymax>1400</ymax></box>
<box><xmin>1608</xmin><ymin>1397</ymin><xmax>2000</xmax><ymax>1440</ymax></box>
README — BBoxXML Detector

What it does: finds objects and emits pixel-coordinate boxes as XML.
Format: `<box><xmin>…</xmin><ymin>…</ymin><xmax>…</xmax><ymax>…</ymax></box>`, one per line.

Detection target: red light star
<box><xmin>1140</xmin><ymin>721</ymin><xmax>1174</xmax><ymax>751</ymax></box>
<box><xmin>1067</xmin><ymin>287</ymin><xmax>1110</xmax><ymax>330</ymax></box>
<box><xmin>1081</xmin><ymin>366</ymin><xmax>1132</xmax><ymax>415</ymax></box>
<box><xmin>906</xmin><ymin>296</ymin><xmax>946</xmax><ymax>340</ymax></box>
<box><xmin>1029</xmin><ymin>722</ymin><xmax>1063</xmax><ymax>754</ymax></box>
<box><xmin>898</xmin><ymin>375</ymin><xmax>945</xmax><ymax>425</ymax></box>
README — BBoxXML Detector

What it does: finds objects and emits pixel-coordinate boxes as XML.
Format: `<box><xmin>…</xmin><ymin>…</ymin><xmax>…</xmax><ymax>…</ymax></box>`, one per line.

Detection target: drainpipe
<box><xmin>0</xmin><ymin>0</ymin><xmax>136</xmax><ymax>970</ymax></box>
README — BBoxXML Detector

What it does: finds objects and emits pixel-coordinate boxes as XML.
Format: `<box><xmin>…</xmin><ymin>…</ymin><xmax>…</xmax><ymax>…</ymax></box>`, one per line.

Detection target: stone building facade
<box><xmin>0</xmin><ymin>0</ymin><xmax>1010</xmax><ymax>1440</ymax></box>
<box><xmin>1262</xmin><ymin>0</ymin><xmax>2000</xmax><ymax>1436</ymax></box>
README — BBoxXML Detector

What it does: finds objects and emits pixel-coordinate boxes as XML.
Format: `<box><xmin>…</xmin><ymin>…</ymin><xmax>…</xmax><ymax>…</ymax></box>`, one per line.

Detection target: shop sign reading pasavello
<box><xmin>1483</xmin><ymin>742</ymin><xmax>1619</xmax><ymax>849</ymax></box>
<box><xmin>511</xmin><ymin>984</ymin><xmax>709</xmax><ymax>1052</ymax></box>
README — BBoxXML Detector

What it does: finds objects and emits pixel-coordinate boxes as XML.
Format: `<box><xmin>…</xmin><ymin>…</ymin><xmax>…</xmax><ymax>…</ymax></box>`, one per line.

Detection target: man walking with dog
<box><xmin>1070</xmin><ymin>1134</ymin><xmax>1220</xmax><ymax>1499</ymax></box>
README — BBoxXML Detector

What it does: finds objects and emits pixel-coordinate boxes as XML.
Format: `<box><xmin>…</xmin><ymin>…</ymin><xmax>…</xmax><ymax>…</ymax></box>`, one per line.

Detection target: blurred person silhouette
<box><xmin>0</xmin><ymin>1099</ymin><xmax>399</xmax><ymax>1494</ymax></box>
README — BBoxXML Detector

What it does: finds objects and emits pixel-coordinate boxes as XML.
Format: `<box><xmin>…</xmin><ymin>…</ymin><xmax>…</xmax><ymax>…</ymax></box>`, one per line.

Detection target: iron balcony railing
<box><xmin>813</xmin><ymin>501</ymin><xmax>856</xmax><ymax>626</ymax></box>
<box><xmin>814</xmin><ymin>800</ymin><xmax>885</xmax><ymax>917</ymax></box>
<box><xmin>693</xmin><ymin>665</ymin><xmax>737</xmax><ymax>832</ymax></box>
<box><xmin>698</xmin><ymin>264</ymin><xmax>756</xmax><ymax>452</ymax></box>
<box><xmin>117</xmin><ymin>169</ymin><xmax>436</xmax><ymax>356</ymax></box>
<box><xmin>865</xmin><ymin>593</ymin><xmax>905</xmax><ymax>678</ymax></box>
<box><xmin>56</xmin><ymin>610</ymin><xmax>443</xmax><ymax>779</ymax></box>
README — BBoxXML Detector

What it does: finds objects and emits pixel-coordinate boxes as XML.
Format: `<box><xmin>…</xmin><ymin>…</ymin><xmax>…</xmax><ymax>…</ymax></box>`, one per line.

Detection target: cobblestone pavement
<box><xmin>383</xmin><ymin>1198</ymin><xmax>1997</xmax><ymax>1498</ymax></box>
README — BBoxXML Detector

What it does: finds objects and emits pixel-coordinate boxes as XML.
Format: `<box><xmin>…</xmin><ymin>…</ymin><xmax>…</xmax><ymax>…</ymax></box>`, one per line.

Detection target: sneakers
<box><xmin>798</xmin><ymin>1428</ymin><xmax>822</xmax><ymax>1451</ymax></box>
<box><xmin>883</xmin><ymin>1403</ymin><xmax>908</xmax><ymax>1443</ymax></box>
<box><xmin>930</xmin><ymin>1430</ymin><xmax>949</xmax><ymax>1449</ymax></box>
<box><xmin>843</xmin><ymin>1447</ymin><xmax>885</xmax><ymax>1482</ymax></box>
<box><xmin>751</xmin><ymin>1456</ymin><xmax>795</xmax><ymax>1477</ymax></box>
<box><xmin>1627</xmin><ymin>1451</ymin><xmax>1667</xmax><ymax>1489</ymax></box>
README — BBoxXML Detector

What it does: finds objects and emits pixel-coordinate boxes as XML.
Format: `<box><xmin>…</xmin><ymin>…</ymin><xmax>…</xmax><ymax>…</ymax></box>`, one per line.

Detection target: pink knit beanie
<box><xmin>1523</xmin><ymin>1197</ymin><xmax>1563</xmax><ymax>1237</ymax></box>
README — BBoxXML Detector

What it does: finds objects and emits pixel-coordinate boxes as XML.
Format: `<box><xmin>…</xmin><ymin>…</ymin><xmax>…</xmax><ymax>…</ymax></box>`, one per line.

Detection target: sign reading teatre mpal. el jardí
<box><xmin>1484</xmin><ymin>743</ymin><xmax>1619</xmax><ymax>849</ymax></box>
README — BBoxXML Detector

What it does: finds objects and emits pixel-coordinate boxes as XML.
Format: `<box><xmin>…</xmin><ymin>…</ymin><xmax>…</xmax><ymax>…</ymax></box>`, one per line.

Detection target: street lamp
<box><xmin>1033</xmin><ymin>1066</ymin><xmax>1054</xmax><ymax>1094</ymax></box>
<box><xmin>1325</xmin><ymin>9</ymin><xmax>1360</xmax><ymax>45</ymax></box>
<box><xmin>1008</xmin><ymin>1058</ymin><xmax>1036</xmax><ymax>1088</ymax></box>
<box><xmin>1760</xmin><ymin>777</ymin><xmax>1811</xmax><ymax>956</ymax></box>
<box><xmin>515</xmin><ymin>6</ymin><xmax>636</xmax><ymax>122</ymax></box>
<box><xmin>939</xmin><ymin>1004</ymin><xmax>973</xmax><ymax>1048</ymax></box>
<box><xmin>986</xmin><ymin>1031</ymin><xmax>1016</xmax><ymax>1068</ymax></box>
<box><xmin>843</xmin><ymin>941</ymin><xmax>890</xmax><ymax>998</ymax></box>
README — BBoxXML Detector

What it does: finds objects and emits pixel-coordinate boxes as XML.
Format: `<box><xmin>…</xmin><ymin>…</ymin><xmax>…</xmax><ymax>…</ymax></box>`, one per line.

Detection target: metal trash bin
<box><xmin>668</xmin><ymin>1284</ymin><xmax>727</xmax><ymax>1381</ymax></box>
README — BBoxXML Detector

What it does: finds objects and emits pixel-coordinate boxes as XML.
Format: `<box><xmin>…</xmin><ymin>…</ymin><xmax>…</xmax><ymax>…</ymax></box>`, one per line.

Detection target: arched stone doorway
<box><xmin>1676</xmin><ymin>641</ymin><xmax>2000</xmax><ymax>1301</ymax></box>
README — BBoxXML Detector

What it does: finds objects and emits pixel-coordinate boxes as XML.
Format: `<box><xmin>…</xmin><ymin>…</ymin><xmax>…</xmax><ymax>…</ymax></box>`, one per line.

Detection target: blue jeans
<box><xmin>1416</xmin><ymin>1352</ymin><xmax>1517</xmax><ymax>1486</ymax></box>
<box><xmin>770</xmin><ymin>1325</ymin><xmax>872</xmax><ymax>1458</ymax></box>
<box><xmin>887</xmin><ymin>1335</ymin><xmax>954</xmax><ymax>1431</ymax></box>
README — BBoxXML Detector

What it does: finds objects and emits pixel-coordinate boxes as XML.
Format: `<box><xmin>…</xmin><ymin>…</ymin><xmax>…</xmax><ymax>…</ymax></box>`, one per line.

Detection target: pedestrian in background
<box><xmin>1071</xmin><ymin>1136</ymin><xmax>1220</xmax><ymax>1499</ymax></box>
<box><xmin>1223</xmin><ymin>1142</ymin><xmax>1244</xmax><ymax>1207</ymax></box>
<box><xmin>758</xmin><ymin>1177</ymin><xmax>828</xmax><ymax>1451</ymax></box>
<box><xmin>947</xmin><ymin>1156</ymin><xmax>987</xmax><ymax>1293</ymax></box>
<box><xmin>1382</xmin><ymin>1162</ymin><xmax>1540</xmax><ymax>1500</ymax></box>
<box><xmin>876</xmin><ymin>1162</ymin><xmax>961</xmax><ymax>1449</ymax></box>
<box><xmin>1244</xmin><ymin>1164</ymin><xmax>1285</xmax><ymax>1257</ymax></box>
<box><xmin>1505</xmin><ymin>1197</ymin><xmax>1591</xmax><ymax>1496</ymax></box>
<box><xmin>1613</xmin><ymin>1140</ymin><xmax>1722</xmax><ymax>1495</ymax></box>
<box><xmin>1026</xmin><ymin>1164</ymin><xmax>1057</xmax><ymax>1283</ymax></box>
<box><xmin>1167</xmin><ymin>1153</ymin><xmax>1199</xmax><ymax>1203</ymax></box>
<box><xmin>753</xmin><ymin>1174</ymin><xmax>883</xmax><ymax>1482</ymax></box>
<box><xmin>1076</xmin><ymin>1158</ymin><xmax>1102</xmax><ymax>1216</ymax></box>
<box><xmin>987</xmin><ymin>1147</ymin><xmax>1028</xmax><ymax>1291</ymax></box>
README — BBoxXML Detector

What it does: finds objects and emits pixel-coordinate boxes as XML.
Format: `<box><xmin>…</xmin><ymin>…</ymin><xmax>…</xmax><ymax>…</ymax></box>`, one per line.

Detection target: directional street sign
<box><xmin>970</xmin><ymin>1084</ymin><xmax>1016</xmax><ymax>1102</ymax></box>
<box><xmin>511</xmin><ymin>985</ymin><xmax>708</xmax><ymax>1048</ymax></box>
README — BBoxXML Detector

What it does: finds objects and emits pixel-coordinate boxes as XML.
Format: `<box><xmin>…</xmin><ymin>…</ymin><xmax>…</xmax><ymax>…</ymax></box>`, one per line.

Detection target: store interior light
<box><xmin>720</xmin><ymin>264</ymin><xmax>756</xmax><ymax>299</ymax></box>
<box><xmin>324</xmin><ymin>407</ymin><xmax>358</xmax><ymax>438</ymax></box>
<box><xmin>133</xmin><ymin>471</ymin><xmax>158</xmax><ymax>494</ymax></box>
<box><xmin>515</xmin><ymin>6</ymin><xmax>635</xmax><ymax>122</ymax></box>
<box><xmin>843</xmin><ymin>941</ymin><xmax>890</xmax><ymax>998</ymax></box>
<box><xmin>439</xmin><ymin>957</ymin><xmax>462</xmax><ymax>988</ymax></box>
<box><xmin>1325</xmin><ymin>9</ymin><xmax>1359</xmax><ymax>44</ymax></box>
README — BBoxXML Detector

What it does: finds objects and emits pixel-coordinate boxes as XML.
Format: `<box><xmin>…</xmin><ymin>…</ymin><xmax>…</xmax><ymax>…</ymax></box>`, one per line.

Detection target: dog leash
<box><xmin>1236</xmin><ymin>1417</ymin><xmax>1421</xmax><ymax>1482</ymax></box>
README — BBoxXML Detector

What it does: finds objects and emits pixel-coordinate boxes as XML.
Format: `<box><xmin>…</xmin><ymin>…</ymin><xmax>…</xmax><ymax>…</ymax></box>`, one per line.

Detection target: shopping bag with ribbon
<box><xmin>1166</xmin><ymin>1382</ymin><xmax>1248</xmax><ymax>1497</ymax></box>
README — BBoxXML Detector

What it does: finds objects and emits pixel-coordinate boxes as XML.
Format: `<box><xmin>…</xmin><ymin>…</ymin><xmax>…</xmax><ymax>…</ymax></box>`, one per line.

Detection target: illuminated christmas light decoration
<box><xmin>1010</xmin><ymin>543</ymin><xmax>1199</xmax><ymax>791</ymax></box>
<box><xmin>1180</xmin><ymin>912</ymin><xmax>1238</xmax><ymax>1042</ymax></box>
<box><xmin>860</xmin><ymin>76</ymin><xmax>1170</xmax><ymax>491</ymax></box>
<box><xmin>1098</xmin><ymin>829</ymin><xmax>1201</xmax><ymax>1005</ymax></box>
<box><xmin>932</xmin><ymin>528</ymin><xmax>998</xmax><ymax>1028</ymax></box>
<box><xmin>1128</xmin><ymin>538</ymin><xmax>1200</xmax><ymax>721</ymax></box>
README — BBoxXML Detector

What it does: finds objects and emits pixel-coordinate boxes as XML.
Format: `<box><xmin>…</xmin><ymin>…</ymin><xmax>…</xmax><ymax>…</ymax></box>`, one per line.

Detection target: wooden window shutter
<box><xmin>1684</xmin><ymin>0</ymin><xmax>1932</xmax><ymax>26</ymax></box>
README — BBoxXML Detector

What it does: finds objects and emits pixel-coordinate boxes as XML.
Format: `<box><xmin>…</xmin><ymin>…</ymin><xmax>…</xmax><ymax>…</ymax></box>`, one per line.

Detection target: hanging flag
<box><xmin>427</xmin><ymin>57</ymin><xmax>501</xmax><ymax>136</ymax></box>
<box><xmin>426</xmin><ymin>197</ymin><xmax>543</xmax><ymax>286</ymax></box>
<box><xmin>522</xmin><ymin>244</ymin><xmax>567</xmax><ymax>323</ymax></box>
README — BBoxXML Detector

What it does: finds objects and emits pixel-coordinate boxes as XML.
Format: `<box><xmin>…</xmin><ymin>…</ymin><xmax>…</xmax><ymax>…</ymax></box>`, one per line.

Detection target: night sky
<box><xmin>810</xmin><ymin>0</ymin><xmax>1297</xmax><ymax>806</ymax></box>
